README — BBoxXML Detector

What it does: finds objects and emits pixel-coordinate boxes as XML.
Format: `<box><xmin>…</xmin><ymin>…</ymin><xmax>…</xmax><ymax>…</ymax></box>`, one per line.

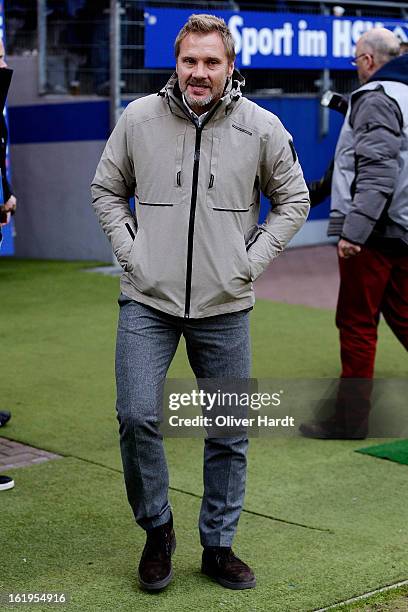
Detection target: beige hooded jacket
<box><xmin>91</xmin><ymin>72</ymin><xmax>310</xmax><ymax>318</ymax></box>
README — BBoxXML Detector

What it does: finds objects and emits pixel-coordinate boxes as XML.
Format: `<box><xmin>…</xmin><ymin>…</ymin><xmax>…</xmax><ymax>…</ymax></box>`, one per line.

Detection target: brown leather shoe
<box><xmin>201</xmin><ymin>547</ymin><xmax>256</xmax><ymax>590</ymax></box>
<box><xmin>138</xmin><ymin>514</ymin><xmax>176</xmax><ymax>591</ymax></box>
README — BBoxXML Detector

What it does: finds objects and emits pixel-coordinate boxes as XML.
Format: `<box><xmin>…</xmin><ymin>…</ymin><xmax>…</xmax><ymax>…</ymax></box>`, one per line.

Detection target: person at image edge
<box><xmin>301</xmin><ymin>29</ymin><xmax>408</xmax><ymax>440</ymax></box>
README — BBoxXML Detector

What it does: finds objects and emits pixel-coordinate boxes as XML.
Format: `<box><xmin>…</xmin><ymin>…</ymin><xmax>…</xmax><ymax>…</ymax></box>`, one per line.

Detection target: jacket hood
<box><xmin>158</xmin><ymin>69</ymin><xmax>245</xmax><ymax>120</ymax></box>
<box><xmin>368</xmin><ymin>53</ymin><xmax>408</xmax><ymax>86</ymax></box>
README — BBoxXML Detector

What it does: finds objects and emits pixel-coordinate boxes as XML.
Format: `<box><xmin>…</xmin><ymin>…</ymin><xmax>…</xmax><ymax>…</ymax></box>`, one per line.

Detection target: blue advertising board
<box><xmin>145</xmin><ymin>8</ymin><xmax>408</xmax><ymax>70</ymax></box>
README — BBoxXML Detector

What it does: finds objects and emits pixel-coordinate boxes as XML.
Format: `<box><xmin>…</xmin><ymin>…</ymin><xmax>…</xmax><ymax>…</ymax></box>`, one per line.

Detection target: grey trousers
<box><xmin>115</xmin><ymin>295</ymin><xmax>251</xmax><ymax>547</ymax></box>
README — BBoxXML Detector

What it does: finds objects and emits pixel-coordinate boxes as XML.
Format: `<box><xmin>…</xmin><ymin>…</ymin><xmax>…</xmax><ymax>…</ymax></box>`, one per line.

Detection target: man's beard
<box><xmin>182</xmin><ymin>78</ymin><xmax>214</xmax><ymax>110</ymax></box>
<box><xmin>184</xmin><ymin>89</ymin><xmax>213</xmax><ymax>108</ymax></box>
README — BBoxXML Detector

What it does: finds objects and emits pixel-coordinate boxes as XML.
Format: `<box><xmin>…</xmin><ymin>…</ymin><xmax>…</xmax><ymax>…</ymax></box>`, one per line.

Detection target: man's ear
<box><xmin>369</xmin><ymin>56</ymin><xmax>377</xmax><ymax>71</ymax></box>
<box><xmin>228</xmin><ymin>62</ymin><xmax>234</xmax><ymax>78</ymax></box>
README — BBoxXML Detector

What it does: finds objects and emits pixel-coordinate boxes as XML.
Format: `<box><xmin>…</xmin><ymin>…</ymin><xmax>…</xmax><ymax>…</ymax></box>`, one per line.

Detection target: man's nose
<box><xmin>192</xmin><ymin>61</ymin><xmax>207</xmax><ymax>79</ymax></box>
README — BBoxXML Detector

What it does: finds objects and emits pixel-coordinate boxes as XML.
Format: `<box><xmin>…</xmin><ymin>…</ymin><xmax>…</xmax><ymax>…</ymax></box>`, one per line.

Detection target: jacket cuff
<box><xmin>248</xmin><ymin>258</ymin><xmax>266</xmax><ymax>282</ymax></box>
<box><xmin>341</xmin><ymin>211</ymin><xmax>376</xmax><ymax>245</ymax></box>
<box><xmin>339</xmin><ymin>235</ymin><xmax>363</xmax><ymax>246</ymax></box>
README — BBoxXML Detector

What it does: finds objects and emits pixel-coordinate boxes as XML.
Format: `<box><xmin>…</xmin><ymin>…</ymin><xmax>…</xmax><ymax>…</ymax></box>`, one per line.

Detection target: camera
<box><xmin>320</xmin><ymin>90</ymin><xmax>349</xmax><ymax>116</ymax></box>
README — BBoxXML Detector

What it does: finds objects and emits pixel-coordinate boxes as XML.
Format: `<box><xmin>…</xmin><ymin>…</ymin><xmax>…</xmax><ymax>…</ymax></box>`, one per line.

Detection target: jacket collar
<box><xmin>368</xmin><ymin>53</ymin><xmax>408</xmax><ymax>87</ymax></box>
<box><xmin>158</xmin><ymin>69</ymin><xmax>245</xmax><ymax>124</ymax></box>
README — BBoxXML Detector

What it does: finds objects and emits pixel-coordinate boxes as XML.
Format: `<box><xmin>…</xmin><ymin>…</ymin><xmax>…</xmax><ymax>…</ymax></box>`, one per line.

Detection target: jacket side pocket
<box><xmin>125</xmin><ymin>222</ymin><xmax>135</xmax><ymax>240</ymax></box>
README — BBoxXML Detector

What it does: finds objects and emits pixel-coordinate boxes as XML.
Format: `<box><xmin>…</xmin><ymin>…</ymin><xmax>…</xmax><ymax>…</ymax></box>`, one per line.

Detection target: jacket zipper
<box><xmin>246</xmin><ymin>229</ymin><xmax>262</xmax><ymax>252</ymax></box>
<box><xmin>184</xmin><ymin>126</ymin><xmax>202</xmax><ymax>318</ymax></box>
<box><xmin>177</xmin><ymin>100</ymin><xmax>221</xmax><ymax>319</ymax></box>
<box><xmin>125</xmin><ymin>222</ymin><xmax>135</xmax><ymax>240</ymax></box>
<box><xmin>184</xmin><ymin>101</ymin><xmax>222</xmax><ymax>318</ymax></box>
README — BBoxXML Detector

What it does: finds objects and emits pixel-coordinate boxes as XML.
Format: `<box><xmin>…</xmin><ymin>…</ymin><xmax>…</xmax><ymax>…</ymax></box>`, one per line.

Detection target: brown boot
<box><xmin>138</xmin><ymin>514</ymin><xmax>176</xmax><ymax>591</ymax></box>
<box><xmin>201</xmin><ymin>547</ymin><xmax>256</xmax><ymax>590</ymax></box>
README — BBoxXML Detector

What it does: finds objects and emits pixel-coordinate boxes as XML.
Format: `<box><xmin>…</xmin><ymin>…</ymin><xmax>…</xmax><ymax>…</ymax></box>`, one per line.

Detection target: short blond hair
<box><xmin>174</xmin><ymin>14</ymin><xmax>236</xmax><ymax>63</ymax></box>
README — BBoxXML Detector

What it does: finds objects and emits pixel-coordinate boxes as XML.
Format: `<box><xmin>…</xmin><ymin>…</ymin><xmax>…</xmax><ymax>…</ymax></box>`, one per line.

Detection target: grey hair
<box><xmin>174</xmin><ymin>14</ymin><xmax>236</xmax><ymax>63</ymax></box>
<box><xmin>360</xmin><ymin>28</ymin><xmax>401</xmax><ymax>64</ymax></box>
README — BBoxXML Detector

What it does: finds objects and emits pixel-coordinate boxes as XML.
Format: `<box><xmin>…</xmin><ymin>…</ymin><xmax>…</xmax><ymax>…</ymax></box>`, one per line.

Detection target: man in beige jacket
<box><xmin>92</xmin><ymin>14</ymin><xmax>309</xmax><ymax>592</ymax></box>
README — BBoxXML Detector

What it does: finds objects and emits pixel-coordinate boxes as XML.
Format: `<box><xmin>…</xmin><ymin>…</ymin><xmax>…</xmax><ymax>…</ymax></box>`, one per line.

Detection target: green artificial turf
<box><xmin>356</xmin><ymin>439</ymin><xmax>408</xmax><ymax>465</ymax></box>
<box><xmin>1</xmin><ymin>259</ymin><xmax>407</xmax><ymax>611</ymax></box>
<box><xmin>0</xmin><ymin>258</ymin><xmax>405</xmax><ymax>461</ymax></box>
<box><xmin>1</xmin><ymin>458</ymin><xmax>407</xmax><ymax>612</ymax></box>
<box><xmin>331</xmin><ymin>584</ymin><xmax>408</xmax><ymax>610</ymax></box>
<box><xmin>165</xmin><ymin>436</ymin><xmax>408</xmax><ymax>532</ymax></box>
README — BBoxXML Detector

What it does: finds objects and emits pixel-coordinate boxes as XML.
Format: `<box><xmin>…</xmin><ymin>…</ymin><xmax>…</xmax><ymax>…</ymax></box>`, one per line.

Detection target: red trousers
<box><xmin>336</xmin><ymin>245</ymin><xmax>408</xmax><ymax>379</ymax></box>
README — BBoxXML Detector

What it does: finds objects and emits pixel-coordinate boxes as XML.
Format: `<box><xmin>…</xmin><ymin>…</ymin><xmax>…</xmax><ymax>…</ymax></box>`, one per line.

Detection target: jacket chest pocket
<box><xmin>206</xmin><ymin>131</ymin><xmax>260</xmax><ymax>212</ymax></box>
<box><xmin>135</xmin><ymin>131</ymin><xmax>187</xmax><ymax>206</ymax></box>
